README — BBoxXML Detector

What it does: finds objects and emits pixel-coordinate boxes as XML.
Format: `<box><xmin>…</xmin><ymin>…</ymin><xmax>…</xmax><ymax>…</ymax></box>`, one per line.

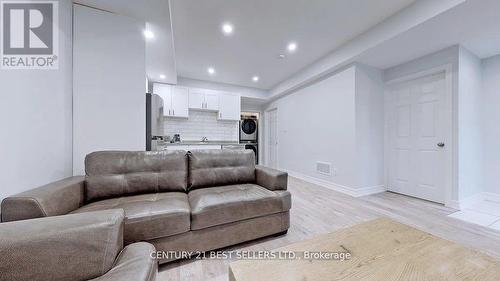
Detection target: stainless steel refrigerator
<box><xmin>146</xmin><ymin>93</ymin><xmax>164</xmax><ymax>151</ymax></box>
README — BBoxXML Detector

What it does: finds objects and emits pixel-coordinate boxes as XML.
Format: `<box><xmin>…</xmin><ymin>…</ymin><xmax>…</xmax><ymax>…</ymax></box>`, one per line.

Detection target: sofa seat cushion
<box><xmin>72</xmin><ymin>193</ymin><xmax>190</xmax><ymax>243</ymax></box>
<box><xmin>188</xmin><ymin>184</ymin><xmax>291</xmax><ymax>230</ymax></box>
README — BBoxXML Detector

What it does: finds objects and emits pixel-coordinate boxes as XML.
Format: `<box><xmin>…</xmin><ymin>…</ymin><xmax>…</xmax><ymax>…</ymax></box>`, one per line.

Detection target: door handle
<box><xmin>437</xmin><ymin>142</ymin><xmax>445</xmax><ymax>147</ymax></box>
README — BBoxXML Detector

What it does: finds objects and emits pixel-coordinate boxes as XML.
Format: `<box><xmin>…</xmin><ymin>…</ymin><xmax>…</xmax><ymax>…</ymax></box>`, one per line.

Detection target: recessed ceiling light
<box><xmin>252</xmin><ymin>76</ymin><xmax>259</xmax><ymax>82</ymax></box>
<box><xmin>159</xmin><ymin>74</ymin><xmax>166</xmax><ymax>79</ymax></box>
<box><xmin>143</xmin><ymin>30</ymin><xmax>155</xmax><ymax>39</ymax></box>
<box><xmin>222</xmin><ymin>23</ymin><xmax>233</xmax><ymax>35</ymax></box>
<box><xmin>208</xmin><ymin>67</ymin><xmax>215</xmax><ymax>75</ymax></box>
<box><xmin>287</xmin><ymin>42</ymin><xmax>297</xmax><ymax>52</ymax></box>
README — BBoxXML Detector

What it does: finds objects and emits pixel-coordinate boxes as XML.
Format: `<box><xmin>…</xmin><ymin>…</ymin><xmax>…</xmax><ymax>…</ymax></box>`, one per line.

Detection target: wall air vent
<box><xmin>316</xmin><ymin>161</ymin><xmax>331</xmax><ymax>176</ymax></box>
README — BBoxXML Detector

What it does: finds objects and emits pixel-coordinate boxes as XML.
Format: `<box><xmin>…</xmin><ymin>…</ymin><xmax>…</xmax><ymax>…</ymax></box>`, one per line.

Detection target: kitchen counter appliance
<box><xmin>240</xmin><ymin>113</ymin><xmax>259</xmax><ymax>164</ymax></box>
<box><xmin>146</xmin><ymin>93</ymin><xmax>164</xmax><ymax>151</ymax></box>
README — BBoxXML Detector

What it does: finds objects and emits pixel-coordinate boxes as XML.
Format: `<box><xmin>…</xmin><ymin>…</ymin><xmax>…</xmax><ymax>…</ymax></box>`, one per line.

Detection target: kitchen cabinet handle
<box><xmin>219</xmin><ymin>112</ymin><xmax>222</xmax><ymax>118</ymax></box>
<box><xmin>173</xmin><ymin>109</ymin><xmax>175</xmax><ymax>116</ymax></box>
<box><xmin>169</xmin><ymin>109</ymin><xmax>171</xmax><ymax>115</ymax></box>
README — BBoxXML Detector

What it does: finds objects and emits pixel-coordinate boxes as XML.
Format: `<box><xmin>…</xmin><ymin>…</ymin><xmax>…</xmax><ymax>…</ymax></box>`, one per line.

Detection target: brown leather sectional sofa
<box><xmin>1</xmin><ymin>150</ymin><xmax>291</xmax><ymax>272</ymax></box>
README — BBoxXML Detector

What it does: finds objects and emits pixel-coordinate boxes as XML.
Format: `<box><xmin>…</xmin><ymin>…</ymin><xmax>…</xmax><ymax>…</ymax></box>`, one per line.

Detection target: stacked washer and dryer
<box><xmin>239</xmin><ymin>113</ymin><xmax>259</xmax><ymax>164</ymax></box>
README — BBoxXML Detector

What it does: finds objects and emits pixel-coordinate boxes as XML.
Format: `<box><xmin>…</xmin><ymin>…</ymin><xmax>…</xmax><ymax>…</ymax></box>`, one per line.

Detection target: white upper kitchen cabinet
<box><xmin>188</xmin><ymin>88</ymin><xmax>205</xmax><ymax>110</ymax></box>
<box><xmin>155</xmin><ymin>84</ymin><xmax>239</xmax><ymax>120</ymax></box>
<box><xmin>171</xmin><ymin>86</ymin><xmax>189</xmax><ymax>118</ymax></box>
<box><xmin>153</xmin><ymin>83</ymin><xmax>188</xmax><ymax>118</ymax></box>
<box><xmin>218</xmin><ymin>93</ymin><xmax>241</xmax><ymax>121</ymax></box>
<box><xmin>204</xmin><ymin>90</ymin><xmax>219</xmax><ymax>110</ymax></box>
<box><xmin>188</xmin><ymin>88</ymin><xmax>219</xmax><ymax>111</ymax></box>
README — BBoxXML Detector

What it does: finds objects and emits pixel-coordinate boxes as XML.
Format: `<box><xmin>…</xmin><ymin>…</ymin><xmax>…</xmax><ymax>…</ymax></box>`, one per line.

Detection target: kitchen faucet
<box><xmin>201</xmin><ymin>136</ymin><xmax>208</xmax><ymax>142</ymax></box>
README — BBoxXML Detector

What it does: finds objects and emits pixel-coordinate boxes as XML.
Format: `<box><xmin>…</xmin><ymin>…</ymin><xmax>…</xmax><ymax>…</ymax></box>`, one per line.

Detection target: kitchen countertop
<box><xmin>162</xmin><ymin>141</ymin><xmax>242</xmax><ymax>146</ymax></box>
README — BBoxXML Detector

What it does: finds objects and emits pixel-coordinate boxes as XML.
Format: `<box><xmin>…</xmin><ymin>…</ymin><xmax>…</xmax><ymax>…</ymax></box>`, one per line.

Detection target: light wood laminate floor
<box><xmin>158</xmin><ymin>177</ymin><xmax>500</xmax><ymax>281</ymax></box>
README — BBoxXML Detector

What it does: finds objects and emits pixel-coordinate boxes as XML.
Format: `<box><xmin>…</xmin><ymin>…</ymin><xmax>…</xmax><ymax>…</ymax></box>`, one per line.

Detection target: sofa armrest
<box><xmin>255</xmin><ymin>165</ymin><xmax>288</xmax><ymax>191</ymax></box>
<box><xmin>1</xmin><ymin>176</ymin><xmax>85</xmax><ymax>222</ymax></box>
<box><xmin>91</xmin><ymin>242</ymin><xmax>158</xmax><ymax>281</ymax></box>
<box><xmin>0</xmin><ymin>209</ymin><xmax>125</xmax><ymax>281</ymax></box>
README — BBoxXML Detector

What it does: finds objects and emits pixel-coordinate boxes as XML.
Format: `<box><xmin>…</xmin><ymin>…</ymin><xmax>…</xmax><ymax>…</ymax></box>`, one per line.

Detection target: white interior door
<box><xmin>267</xmin><ymin>109</ymin><xmax>278</xmax><ymax>169</ymax></box>
<box><xmin>387</xmin><ymin>73</ymin><xmax>447</xmax><ymax>203</ymax></box>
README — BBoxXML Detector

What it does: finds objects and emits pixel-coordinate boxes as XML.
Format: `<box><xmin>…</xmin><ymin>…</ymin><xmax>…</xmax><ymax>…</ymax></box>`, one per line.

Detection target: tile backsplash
<box><xmin>164</xmin><ymin>111</ymin><xmax>239</xmax><ymax>141</ymax></box>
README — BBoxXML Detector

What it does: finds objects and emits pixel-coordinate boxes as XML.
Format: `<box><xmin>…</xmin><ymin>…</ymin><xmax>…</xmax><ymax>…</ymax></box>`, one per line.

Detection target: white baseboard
<box><xmin>286</xmin><ymin>170</ymin><xmax>386</xmax><ymax>197</ymax></box>
<box><xmin>446</xmin><ymin>200</ymin><xmax>461</xmax><ymax>210</ymax></box>
<box><xmin>448</xmin><ymin>192</ymin><xmax>500</xmax><ymax>210</ymax></box>
<box><xmin>482</xmin><ymin>192</ymin><xmax>500</xmax><ymax>203</ymax></box>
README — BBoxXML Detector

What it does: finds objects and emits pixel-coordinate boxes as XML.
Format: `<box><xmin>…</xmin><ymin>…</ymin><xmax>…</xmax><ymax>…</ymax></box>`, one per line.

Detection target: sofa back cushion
<box><xmin>188</xmin><ymin>150</ymin><xmax>255</xmax><ymax>190</ymax></box>
<box><xmin>85</xmin><ymin>151</ymin><xmax>188</xmax><ymax>202</ymax></box>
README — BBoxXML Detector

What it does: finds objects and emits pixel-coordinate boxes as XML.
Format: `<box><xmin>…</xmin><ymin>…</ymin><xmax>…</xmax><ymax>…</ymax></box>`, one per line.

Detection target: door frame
<box><xmin>265</xmin><ymin>107</ymin><xmax>278</xmax><ymax>168</ymax></box>
<box><xmin>384</xmin><ymin>64</ymin><xmax>453</xmax><ymax>207</ymax></box>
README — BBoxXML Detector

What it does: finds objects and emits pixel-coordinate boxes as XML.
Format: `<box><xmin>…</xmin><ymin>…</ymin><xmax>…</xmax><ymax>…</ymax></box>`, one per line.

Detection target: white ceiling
<box><xmin>170</xmin><ymin>0</ymin><xmax>416</xmax><ymax>89</ymax></box>
<box><xmin>74</xmin><ymin>0</ymin><xmax>177</xmax><ymax>84</ymax></box>
<box><xmin>73</xmin><ymin>0</ymin><xmax>500</xmax><ymax>95</ymax></box>
<box><xmin>357</xmin><ymin>0</ymin><xmax>500</xmax><ymax>69</ymax></box>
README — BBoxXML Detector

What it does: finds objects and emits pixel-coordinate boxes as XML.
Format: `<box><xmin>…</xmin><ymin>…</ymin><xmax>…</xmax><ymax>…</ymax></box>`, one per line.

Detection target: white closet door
<box><xmin>387</xmin><ymin>73</ymin><xmax>446</xmax><ymax>203</ymax></box>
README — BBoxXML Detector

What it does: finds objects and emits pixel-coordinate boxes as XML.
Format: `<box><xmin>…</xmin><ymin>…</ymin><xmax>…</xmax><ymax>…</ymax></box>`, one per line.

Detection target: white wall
<box><xmin>265</xmin><ymin>67</ymin><xmax>357</xmax><ymax>188</ymax></box>
<box><xmin>457</xmin><ymin>47</ymin><xmax>483</xmax><ymax>200</ymax></box>
<box><xmin>355</xmin><ymin>64</ymin><xmax>385</xmax><ymax>188</ymax></box>
<box><xmin>263</xmin><ymin>65</ymin><xmax>384</xmax><ymax>193</ymax></box>
<box><xmin>73</xmin><ymin>5</ymin><xmax>146</xmax><ymax>175</ymax></box>
<box><xmin>241</xmin><ymin>99</ymin><xmax>264</xmax><ymax>113</ymax></box>
<box><xmin>0</xmin><ymin>0</ymin><xmax>73</xmax><ymax>201</ymax></box>
<box><xmin>482</xmin><ymin>54</ymin><xmax>500</xmax><ymax>195</ymax></box>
